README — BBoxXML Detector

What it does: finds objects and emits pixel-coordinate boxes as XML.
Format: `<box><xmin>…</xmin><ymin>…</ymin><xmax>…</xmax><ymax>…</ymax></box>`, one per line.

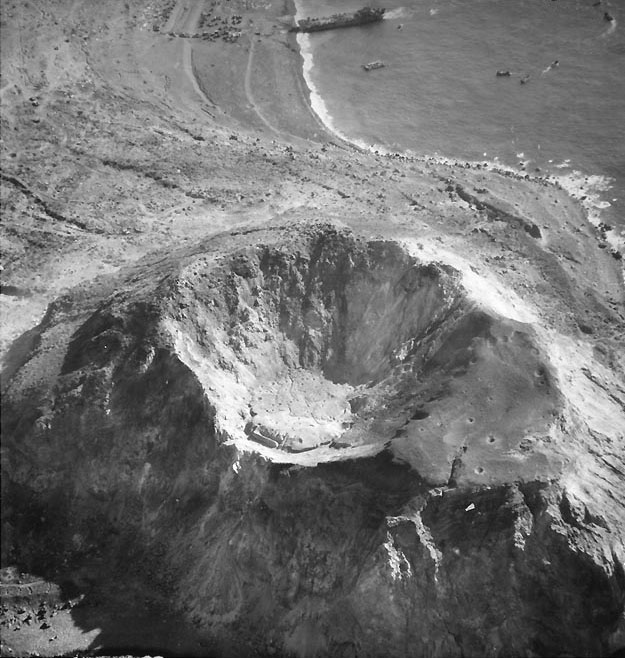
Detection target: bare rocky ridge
<box><xmin>1</xmin><ymin>0</ymin><xmax>625</xmax><ymax>656</ymax></box>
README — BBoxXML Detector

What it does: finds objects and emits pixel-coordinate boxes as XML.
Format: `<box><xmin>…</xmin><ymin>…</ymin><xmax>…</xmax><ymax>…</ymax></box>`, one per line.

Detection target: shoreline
<box><xmin>284</xmin><ymin>0</ymin><xmax>362</xmax><ymax>151</ymax></box>
<box><xmin>286</xmin><ymin>6</ymin><xmax>349</xmax><ymax>147</ymax></box>
<box><xmin>288</xmin><ymin>0</ymin><xmax>623</xmax><ymax>258</ymax></box>
<box><xmin>292</xmin><ymin>0</ymin><xmax>382</xmax><ymax>152</ymax></box>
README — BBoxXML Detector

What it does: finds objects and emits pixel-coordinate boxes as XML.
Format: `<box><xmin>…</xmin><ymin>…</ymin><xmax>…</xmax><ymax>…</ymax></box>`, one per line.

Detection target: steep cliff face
<box><xmin>2</xmin><ymin>223</ymin><xmax>624</xmax><ymax>656</ymax></box>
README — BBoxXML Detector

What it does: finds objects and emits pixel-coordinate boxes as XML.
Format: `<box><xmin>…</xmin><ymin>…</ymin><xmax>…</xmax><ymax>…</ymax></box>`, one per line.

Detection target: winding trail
<box><xmin>183</xmin><ymin>40</ymin><xmax>217</xmax><ymax>116</ymax></box>
<box><xmin>243</xmin><ymin>35</ymin><xmax>281</xmax><ymax>135</ymax></box>
<box><xmin>166</xmin><ymin>0</ymin><xmax>218</xmax><ymax>116</ymax></box>
<box><xmin>163</xmin><ymin>0</ymin><xmax>188</xmax><ymax>34</ymax></box>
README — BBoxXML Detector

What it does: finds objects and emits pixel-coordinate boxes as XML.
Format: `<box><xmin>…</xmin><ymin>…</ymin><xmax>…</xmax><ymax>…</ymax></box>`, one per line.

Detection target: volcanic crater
<box><xmin>142</xmin><ymin>225</ymin><xmax>563</xmax><ymax>487</ymax></box>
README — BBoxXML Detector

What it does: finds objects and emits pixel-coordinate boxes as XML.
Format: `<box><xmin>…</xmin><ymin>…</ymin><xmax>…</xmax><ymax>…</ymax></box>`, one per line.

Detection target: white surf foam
<box><xmin>296</xmin><ymin>32</ymin><xmax>376</xmax><ymax>151</ymax></box>
<box><xmin>293</xmin><ymin>0</ymin><xmax>397</xmax><ymax>153</ymax></box>
<box><xmin>600</xmin><ymin>17</ymin><xmax>617</xmax><ymax>38</ymax></box>
<box><xmin>554</xmin><ymin>171</ymin><xmax>623</xmax><ymax>252</ymax></box>
<box><xmin>384</xmin><ymin>7</ymin><xmax>409</xmax><ymax>20</ymax></box>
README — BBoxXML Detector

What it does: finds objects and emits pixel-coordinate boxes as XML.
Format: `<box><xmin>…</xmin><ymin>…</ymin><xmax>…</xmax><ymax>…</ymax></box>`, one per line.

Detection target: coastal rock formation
<box><xmin>3</xmin><ymin>223</ymin><xmax>624</xmax><ymax>656</ymax></box>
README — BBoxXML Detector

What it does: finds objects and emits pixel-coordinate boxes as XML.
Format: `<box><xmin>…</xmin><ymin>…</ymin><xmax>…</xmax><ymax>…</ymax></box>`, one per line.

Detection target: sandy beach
<box><xmin>186</xmin><ymin>0</ymin><xmax>340</xmax><ymax>143</ymax></box>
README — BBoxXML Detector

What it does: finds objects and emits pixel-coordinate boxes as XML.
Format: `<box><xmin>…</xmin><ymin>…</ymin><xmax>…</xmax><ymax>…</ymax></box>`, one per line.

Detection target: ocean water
<box><xmin>295</xmin><ymin>0</ymin><xmax>625</xmax><ymax>246</ymax></box>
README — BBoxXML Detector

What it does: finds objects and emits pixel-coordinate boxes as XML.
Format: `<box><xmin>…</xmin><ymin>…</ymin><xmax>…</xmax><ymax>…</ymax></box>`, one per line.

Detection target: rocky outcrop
<box><xmin>2</xmin><ymin>223</ymin><xmax>624</xmax><ymax>656</ymax></box>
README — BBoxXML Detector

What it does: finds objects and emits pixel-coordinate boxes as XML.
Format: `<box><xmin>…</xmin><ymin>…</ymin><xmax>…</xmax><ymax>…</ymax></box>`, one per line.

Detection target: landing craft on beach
<box><xmin>292</xmin><ymin>7</ymin><xmax>386</xmax><ymax>33</ymax></box>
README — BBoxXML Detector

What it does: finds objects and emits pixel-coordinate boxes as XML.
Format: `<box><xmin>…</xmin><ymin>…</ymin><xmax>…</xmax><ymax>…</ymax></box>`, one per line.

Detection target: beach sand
<box><xmin>187</xmin><ymin>0</ymin><xmax>339</xmax><ymax>143</ymax></box>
